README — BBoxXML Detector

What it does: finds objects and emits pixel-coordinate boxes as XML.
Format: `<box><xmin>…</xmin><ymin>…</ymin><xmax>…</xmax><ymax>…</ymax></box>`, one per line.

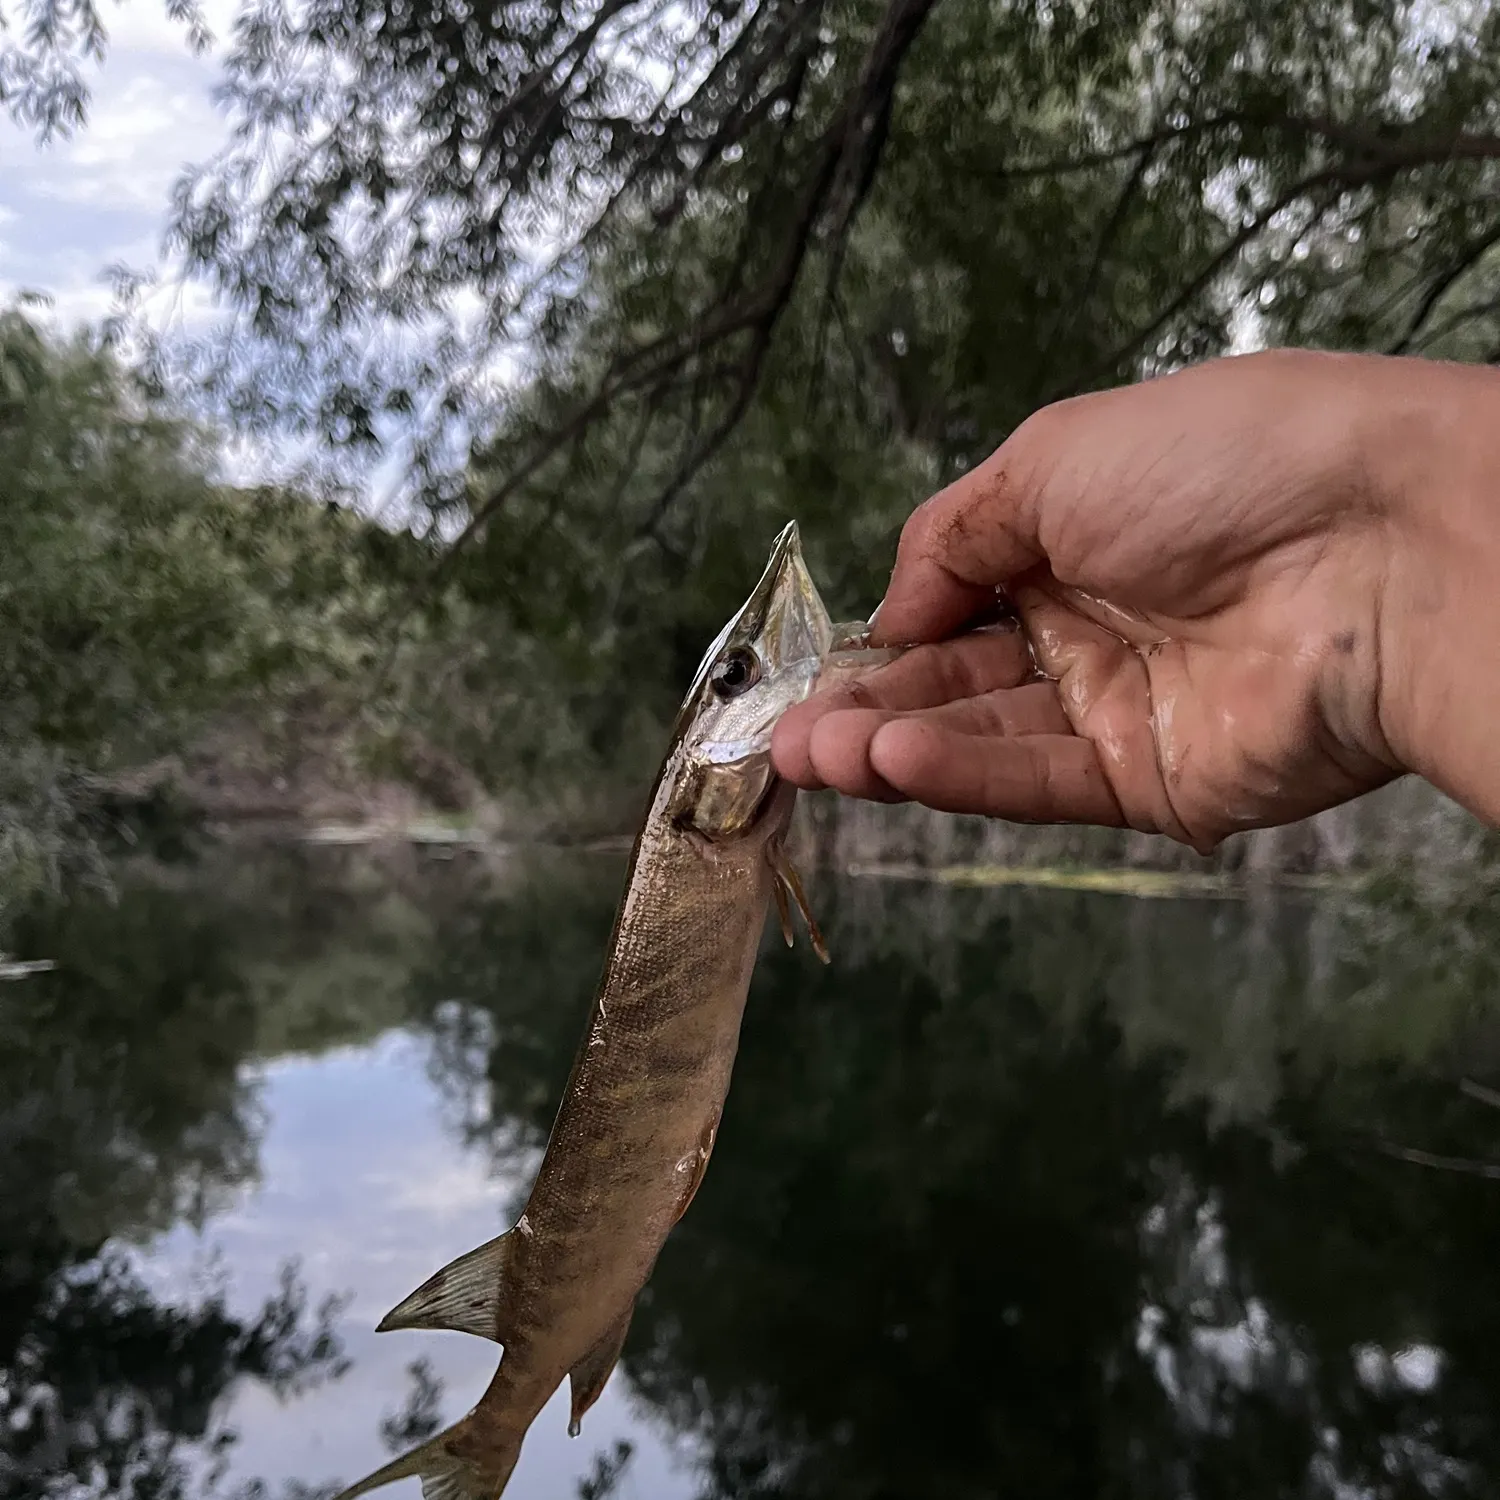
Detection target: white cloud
<box><xmin>0</xmin><ymin>0</ymin><xmax>234</xmax><ymax>326</ymax></box>
<box><xmin>31</xmin><ymin>74</ymin><xmax>218</xmax><ymax>212</ymax></box>
<box><xmin>105</xmin><ymin>0</ymin><xmax>243</xmax><ymax>53</ymax></box>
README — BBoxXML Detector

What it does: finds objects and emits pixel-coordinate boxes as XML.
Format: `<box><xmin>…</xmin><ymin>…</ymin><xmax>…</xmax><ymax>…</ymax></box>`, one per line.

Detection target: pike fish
<box><xmin>333</xmin><ymin>522</ymin><xmax>883</xmax><ymax>1500</ymax></box>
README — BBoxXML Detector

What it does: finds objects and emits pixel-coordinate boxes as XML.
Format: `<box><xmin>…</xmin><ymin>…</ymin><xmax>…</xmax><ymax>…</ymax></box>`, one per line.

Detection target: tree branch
<box><xmin>1000</xmin><ymin>111</ymin><xmax>1500</xmax><ymax>183</ymax></box>
<box><xmin>1034</xmin><ymin>138</ymin><xmax>1158</xmax><ymax>396</ymax></box>
<box><xmin>1050</xmin><ymin>131</ymin><xmax>1488</xmax><ymax>399</ymax></box>
<box><xmin>475</xmin><ymin>0</ymin><xmax>941</xmax><ymax>552</ymax></box>
<box><xmin>1375</xmin><ymin>1138</ymin><xmax>1500</xmax><ymax>1182</ymax></box>
<box><xmin>356</xmin><ymin>0</ymin><xmax>944</xmax><ymax>700</ymax></box>
<box><xmin>1387</xmin><ymin>220</ymin><xmax>1500</xmax><ymax>355</ymax></box>
<box><xmin>1460</xmin><ymin>1076</ymin><xmax>1500</xmax><ymax>1111</ymax></box>
<box><xmin>1051</xmin><ymin>175</ymin><xmax>1329</xmax><ymax>399</ymax></box>
<box><xmin>997</xmin><ymin>113</ymin><xmax>1251</xmax><ymax>179</ymax></box>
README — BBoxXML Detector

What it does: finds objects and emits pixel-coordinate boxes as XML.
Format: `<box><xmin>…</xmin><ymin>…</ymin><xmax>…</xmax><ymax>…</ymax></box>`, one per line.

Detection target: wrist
<box><xmin>1366</xmin><ymin>356</ymin><xmax>1500</xmax><ymax>825</ymax></box>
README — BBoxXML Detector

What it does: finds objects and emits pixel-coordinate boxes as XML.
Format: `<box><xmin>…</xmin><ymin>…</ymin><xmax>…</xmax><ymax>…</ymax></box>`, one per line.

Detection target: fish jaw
<box><xmin>668</xmin><ymin>522</ymin><xmax>834</xmax><ymax>840</ymax></box>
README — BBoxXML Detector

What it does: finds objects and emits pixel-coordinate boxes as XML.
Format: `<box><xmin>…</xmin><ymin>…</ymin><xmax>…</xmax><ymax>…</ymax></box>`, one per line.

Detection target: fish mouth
<box><xmin>680</xmin><ymin>520</ymin><xmax>833</xmax><ymax>718</ymax></box>
<box><xmin>756</xmin><ymin>521</ymin><xmax>834</xmax><ymax>677</ymax></box>
<box><xmin>731</xmin><ymin>520</ymin><xmax>834</xmax><ymax>693</ymax></box>
<box><xmin>668</xmin><ymin>521</ymin><xmax>835</xmax><ymax>840</ymax></box>
<box><xmin>741</xmin><ymin>520</ymin><xmax>805</xmax><ymax>631</ymax></box>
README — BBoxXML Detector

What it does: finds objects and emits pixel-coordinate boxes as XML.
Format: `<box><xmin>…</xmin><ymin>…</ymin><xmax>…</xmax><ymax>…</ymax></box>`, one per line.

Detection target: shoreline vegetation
<box><xmin>0</xmin><ymin>300</ymin><xmax>1488</xmax><ymax>907</ymax></box>
<box><xmin>89</xmin><ymin>725</ymin><xmax>1486</xmax><ymax>886</ymax></box>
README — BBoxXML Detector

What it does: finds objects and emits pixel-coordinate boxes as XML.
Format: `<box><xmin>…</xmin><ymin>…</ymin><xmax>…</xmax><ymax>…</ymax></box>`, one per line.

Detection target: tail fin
<box><xmin>331</xmin><ymin>1417</ymin><xmax>521</xmax><ymax>1500</ymax></box>
<box><xmin>378</xmin><ymin>1229</ymin><xmax>520</xmax><ymax>1341</ymax></box>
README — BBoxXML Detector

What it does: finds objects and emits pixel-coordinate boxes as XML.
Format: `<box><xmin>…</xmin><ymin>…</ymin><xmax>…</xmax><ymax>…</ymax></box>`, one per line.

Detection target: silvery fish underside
<box><xmin>330</xmin><ymin>523</ymin><xmax>895</xmax><ymax>1500</ymax></box>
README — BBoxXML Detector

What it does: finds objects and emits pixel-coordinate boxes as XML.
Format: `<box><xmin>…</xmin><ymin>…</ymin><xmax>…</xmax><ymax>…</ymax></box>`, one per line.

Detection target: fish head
<box><xmin>666</xmin><ymin>521</ymin><xmax>833</xmax><ymax>840</ymax></box>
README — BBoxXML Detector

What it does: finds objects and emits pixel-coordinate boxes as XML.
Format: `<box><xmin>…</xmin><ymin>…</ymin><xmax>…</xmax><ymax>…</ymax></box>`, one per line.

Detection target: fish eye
<box><xmin>710</xmin><ymin>646</ymin><xmax>761</xmax><ymax>700</ymax></box>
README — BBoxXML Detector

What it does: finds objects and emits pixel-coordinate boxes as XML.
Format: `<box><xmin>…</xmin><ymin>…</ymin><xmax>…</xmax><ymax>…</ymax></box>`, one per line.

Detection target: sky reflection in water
<box><xmin>138</xmin><ymin>1035</ymin><xmax>694</xmax><ymax>1499</ymax></box>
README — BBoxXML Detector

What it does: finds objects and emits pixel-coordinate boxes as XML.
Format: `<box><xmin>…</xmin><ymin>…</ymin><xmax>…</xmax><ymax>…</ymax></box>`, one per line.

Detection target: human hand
<box><xmin>774</xmin><ymin>350</ymin><xmax>1500</xmax><ymax>850</ymax></box>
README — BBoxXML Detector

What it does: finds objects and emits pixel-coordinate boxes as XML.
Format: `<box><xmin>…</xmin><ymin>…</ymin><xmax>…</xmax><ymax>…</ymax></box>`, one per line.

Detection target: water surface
<box><xmin>4</xmin><ymin>842</ymin><xmax>1500</xmax><ymax>1499</ymax></box>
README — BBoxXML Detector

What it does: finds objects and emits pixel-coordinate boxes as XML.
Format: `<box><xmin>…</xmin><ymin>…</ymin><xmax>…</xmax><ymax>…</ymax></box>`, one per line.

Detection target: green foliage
<box><xmin>81</xmin><ymin>0</ymin><xmax>1500</xmax><ymax>527</ymax></box>
<box><xmin>0</xmin><ymin>308</ymin><xmax>395</xmax><ymax>767</ymax></box>
<box><xmin>0</xmin><ymin>308</ymin><xmax>420</xmax><ymax>897</ymax></box>
<box><xmin>14</xmin><ymin>0</ymin><xmax>1500</xmax><ymax>826</ymax></box>
<box><xmin>384</xmin><ymin>0</ymin><xmax>1500</xmax><ymax>793</ymax></box>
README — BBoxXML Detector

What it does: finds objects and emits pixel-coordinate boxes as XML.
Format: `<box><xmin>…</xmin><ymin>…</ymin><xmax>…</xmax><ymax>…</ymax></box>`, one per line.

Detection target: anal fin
<box><xmin>377</xmin><ymin>1225</ymin><xmax>523</xmax><ymax>1342</ymax></box>
<box><xmin>767</xmin><ymin>841</ymin><xmax>829</xmax><ymax>964</ymax></box>
<box><xmin>330</xmin><ymin>1415</ymin><xmax>521</xmax><ymax>1500</ymax></box>
<box><xmin>568</xmin><ymin>1306</ymin><xmax>634</xmax><ymax>1438</ymax></box>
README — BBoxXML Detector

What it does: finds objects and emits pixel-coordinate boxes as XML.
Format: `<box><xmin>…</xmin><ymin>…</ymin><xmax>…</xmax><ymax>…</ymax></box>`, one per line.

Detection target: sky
<box><xmin>0</xmin><ymin>3</ymin><xmax>434</xmax><ymax>503</ymax></box>
<box><xmin>0</xmin><ymin>0</ymin><xmax>241</xmax><ymax>333</ymax></box>
<box><xmin>0</xmin><ymin>4</ymin><xmax>513</xmax><ymax>511</ymax></box>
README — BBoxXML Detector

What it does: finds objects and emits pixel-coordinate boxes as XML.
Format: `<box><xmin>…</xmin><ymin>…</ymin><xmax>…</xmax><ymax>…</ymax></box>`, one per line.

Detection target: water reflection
<box><xmin>3</xmin><ymin>843</ymin><xmax>1500</xmax><ymax>1499</ymax></box>
<box><xmin>0</xmin><ymin>865</ymin><xmax>350</xmax><ymax>1500</ymax></box>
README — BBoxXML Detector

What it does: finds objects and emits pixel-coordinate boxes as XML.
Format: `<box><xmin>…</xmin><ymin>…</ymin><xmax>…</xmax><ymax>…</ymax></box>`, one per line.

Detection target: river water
<box><xmin>4</xmin><ymin>839</ymin><xmax>1500</xmax><ymax>1499</ymax></box>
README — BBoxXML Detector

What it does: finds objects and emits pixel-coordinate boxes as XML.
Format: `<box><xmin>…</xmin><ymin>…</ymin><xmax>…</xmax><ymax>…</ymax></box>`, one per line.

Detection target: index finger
<box><xmin>870</xmin><ymin>435</ymin><xmax>1047</xmax><ymax>647</ymax></box>
<box><xmin>772</xmin><ymin>626</ymin><xmax>1033</xmax><ymax>790</ymax></box>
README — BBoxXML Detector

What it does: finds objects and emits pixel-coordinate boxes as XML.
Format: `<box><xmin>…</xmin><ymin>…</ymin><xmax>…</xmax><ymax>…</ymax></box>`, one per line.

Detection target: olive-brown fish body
<box><xmin>471</xmin><ymin>776</ymin><xmax>792</xmax><ymax>1439</ymax></box>
<box><xmin>330</xmin><ymin>523</ymin><xmax>836</xmax><ymax>1500</ymax></box>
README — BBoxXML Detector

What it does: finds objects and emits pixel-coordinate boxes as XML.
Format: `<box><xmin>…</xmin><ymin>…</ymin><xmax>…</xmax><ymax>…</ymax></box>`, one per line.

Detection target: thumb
<box><xmin>870</xmin><ymin>430</ymin><xmax>1049</xmax><ymax>646</ymax></box>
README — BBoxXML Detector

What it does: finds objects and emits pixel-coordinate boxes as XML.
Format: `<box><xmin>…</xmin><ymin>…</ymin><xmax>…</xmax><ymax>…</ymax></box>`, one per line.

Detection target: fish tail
<box><xmin>330</xmin><ymin>1415</ymin><xmax>522</xmax><ymax>1500</ymax></box>
<box><xmin>377</xmin><ymin>1230</ymin><xmax>520</xmax><ymax>1341</ymax></box>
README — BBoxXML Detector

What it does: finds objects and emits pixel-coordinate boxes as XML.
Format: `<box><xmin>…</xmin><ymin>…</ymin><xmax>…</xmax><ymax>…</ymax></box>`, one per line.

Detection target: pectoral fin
<box><xmin>568</xmin><ymin>1306</ymin><xmax>634</xmax><ymax>1438</ymax></box>
<box><xmin>772</xmin><ymin>873</ymin><xmax>795</xmax><ymax>948</ymax></box>
<box><xmin>377</xmin><ymin>1225</ymin><xmax>524</xmax><ymax>1342</ymax></box>
<box><xmin>330</xmin><ymin>1415</ymin><xmax>520</xmax><ymax>1500</ymax></box>
<box><xmin>767</xmin><ymin>842</ymin><xmax>829</xmax><ymax>964</ymax></box>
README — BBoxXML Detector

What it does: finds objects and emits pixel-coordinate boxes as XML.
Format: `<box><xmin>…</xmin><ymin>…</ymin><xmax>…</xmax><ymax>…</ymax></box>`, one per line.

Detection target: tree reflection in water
<box><xmin>5</xmin><ymin>842</ymin><xmax>1500</xmax><ymax>1500</ymax></box>
<box><xmin>412</xmin><ymin>855</ymin><xmax>1500</xmax><ymax>1500</ymax></box>
<box><xmin>0</xmin><ymin>871</ymin><xmax>357</xmax><ymax>1500</ymax></box>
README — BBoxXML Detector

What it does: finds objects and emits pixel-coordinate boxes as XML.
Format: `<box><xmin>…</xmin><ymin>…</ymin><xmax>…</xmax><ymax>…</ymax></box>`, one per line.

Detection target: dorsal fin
<box><xmin>377</xmin><ymin>1226</ymin><xmax>524</xmax><ymax>1341</ymax></box>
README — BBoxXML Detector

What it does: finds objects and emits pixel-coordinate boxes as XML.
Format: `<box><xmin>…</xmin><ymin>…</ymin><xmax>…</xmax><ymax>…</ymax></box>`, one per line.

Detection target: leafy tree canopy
<box><xmin>11</xmin><ymin>0</ymin><xmax>1500</xmax><ymax>813</ymax></box>
<box><xmin>8</xmin><ymin>0</ymin><xmax>1499</xmax><ymax>514</ymax></box>
<box><xmin>0</xmin><ymin>306</ymin><xmax>436</xmax><ymax>891</ymax></box>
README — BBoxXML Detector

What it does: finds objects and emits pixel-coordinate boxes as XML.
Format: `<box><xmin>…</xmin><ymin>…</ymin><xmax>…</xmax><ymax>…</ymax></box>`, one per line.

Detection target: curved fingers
<box><xmin>870</xmin><ymin>423</ymin><xmax>1056</xmax><ymax>646</ymax></box>
<box><xmin>787</xmin><ymin>682</ymin><xmax>1093</xmax><ymax>811</ymax></box>
<box><xmin>869</xmin><ymin>720</ymin><xmax>1125</xmax><ymax>825</ymax></box>
<box><xmin>772</xmin><ymin>628</ymin><xmax>1034</xmax><ymax>790</ymax></box>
